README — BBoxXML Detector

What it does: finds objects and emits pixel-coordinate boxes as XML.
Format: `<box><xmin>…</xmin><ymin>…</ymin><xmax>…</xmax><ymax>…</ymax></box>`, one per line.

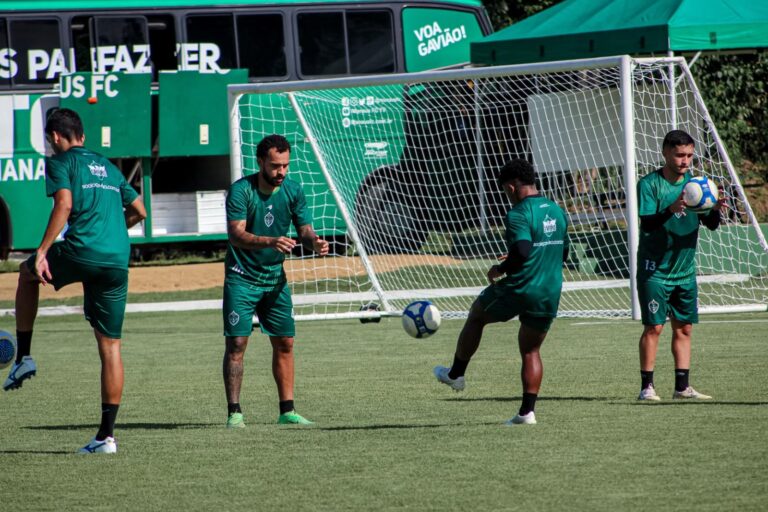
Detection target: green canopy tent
<box><xmin>471</xmin><ymin>0</ymin><xmax>768</xmax><ymax>65</ymax></box>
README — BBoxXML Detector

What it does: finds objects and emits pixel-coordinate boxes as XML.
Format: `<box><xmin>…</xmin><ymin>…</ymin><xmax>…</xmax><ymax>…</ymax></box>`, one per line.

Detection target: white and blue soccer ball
<box><xmin>683</xmin><ymin>176</ymin><xmax>719</xmax><ymax>212</ymax></box>
<box><xmin>401</xmin><ymin>300</ymin><xmax>441</xmax><ymax>339</ymax></box>
<box><xmin>0</xmin><ymin>330</ymin><xmax>16</xmax><ymax>370</ymax></box>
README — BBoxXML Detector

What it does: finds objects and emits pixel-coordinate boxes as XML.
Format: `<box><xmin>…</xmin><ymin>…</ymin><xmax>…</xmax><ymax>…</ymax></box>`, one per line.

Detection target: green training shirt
<box><xmin>497</xmin><ymin>195</ymin><xmax>569</xmax><ymax>309</ymax></box>
<box><xmin>637</xmin><ymin>169</ymin><xmax>699</xmax><ymax>283</ymax></box>
<box><xmin>45</xmin><ymin>146</ymin><xmax>139</xmax><ymax>268</ymax></box>
<box><xmin>225</xmin><ymin>173</ymin><xmax>312</xmax><ymax>286</ymax></box>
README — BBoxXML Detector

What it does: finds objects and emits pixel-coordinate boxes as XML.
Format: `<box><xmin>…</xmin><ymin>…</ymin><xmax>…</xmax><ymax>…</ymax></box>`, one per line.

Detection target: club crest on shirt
<box><xmin>648</xmin><ymin>299</ymin><xmax>659</xmax><ymax>314</ymax></box>
<box><xmin>674</xmin><ymin>211</ymin><xmax>684</xmax><ymax>219</ymax></box>
<box><xmin>88</xmin><ymin>161</ymin><xmax>107</xmax><ymax>180</ymax></box>
<box><xmin>543</xmin><ymin>214</ymin><xmax>556</xmax><ymax>238</ymax></box>
<box><xmin>228</xmin><ymin>311</ymin><xmax>240</xmax><ymax>326</ymax></box>
<box><xmin>264</xmin><ymin>211</ymin><xmax>274</xmax><ymax>227</ymax></box>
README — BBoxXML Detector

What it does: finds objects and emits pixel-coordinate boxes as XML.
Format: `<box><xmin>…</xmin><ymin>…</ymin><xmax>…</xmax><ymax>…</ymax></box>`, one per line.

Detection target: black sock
<box><xmin>16</xmin><ymin>330</ymin><xmax>32</xmax><ymax>364</ymax></box>
<box><xmin>675</xmin><ymin>369</ymin><xmax>690</xmax><ymax>392</ymax></box>
<box><xmin>279</xmin><ymin>400</ymin><xmax>294</xmax><ymax>415</ymax></box>
<box><xmin>448</xmin><ymin>355</ymin><xmax>469</xmax><ymax>380</ymax></box>
<box><xmin>641</xmin><ymin>370</ymin><xmax>654</xmax><ymax>390</ymax></box>
<box><xmin>228</xmin><ymin>403</ymin><xmax>242</xmax><ymax>415</ymax></box>
<box><xmin>519</xmin><ymin>393</ymin><xmax>538</xmax><ymax>416</ymax></box>
<box><xmin>96</xmin><ymin>403</ymin><xmax>119</xmax><ymax>441</ymax></box>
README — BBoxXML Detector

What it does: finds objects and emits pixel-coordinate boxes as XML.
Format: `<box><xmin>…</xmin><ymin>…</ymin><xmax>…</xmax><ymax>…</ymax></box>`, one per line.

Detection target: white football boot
<box><xmin>433</xmin><ymin>365</ymin><xmax>465</xmax><ymax>392</ymax></box>
<box><xmin>3</xmin><ymin>356</ymin><xmax>37</xmax><ymax>391</ymax></box>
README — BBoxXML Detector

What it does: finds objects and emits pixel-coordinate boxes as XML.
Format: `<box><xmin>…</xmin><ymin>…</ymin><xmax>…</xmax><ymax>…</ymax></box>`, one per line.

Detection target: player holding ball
<box><xmin>635</xmin><ymin>129</ymin><xmax>726</xmax><ymax>402</ymax></box>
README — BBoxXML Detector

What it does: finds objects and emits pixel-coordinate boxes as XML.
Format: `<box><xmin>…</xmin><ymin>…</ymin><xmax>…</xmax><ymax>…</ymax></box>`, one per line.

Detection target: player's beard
<box><xmin>262</xmin><ymin>173</ymin><xmax>285</xmax><ymax>187</ymax></box>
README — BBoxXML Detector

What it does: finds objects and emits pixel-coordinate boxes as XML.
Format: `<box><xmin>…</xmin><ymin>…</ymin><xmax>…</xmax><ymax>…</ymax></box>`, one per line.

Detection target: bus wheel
<box><xmin>354</xmin><ymin>168</ymin><xmax>426</xmax><ymax>255</ymax></box>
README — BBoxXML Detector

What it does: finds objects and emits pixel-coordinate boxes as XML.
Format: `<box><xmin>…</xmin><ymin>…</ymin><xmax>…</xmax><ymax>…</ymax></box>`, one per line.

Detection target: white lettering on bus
<box><xmin>27</xmin><ymin>48</ymin><xmax>77</xmax><ymax>80</ymax></box>
<box><xmin>0</xmin><ymin>95</ymin><xmax>46</xmax><ymax>160</ymax></box>
<box><xmin>60</xmin><ymin>74</ymin><xmax>120</xmax><ymax>99</ymax></box>
<box><xmin>90</xmin><ymin>45</ymin><xmax>152</xmax><ymax>74</ymax></box>
<box><xmin>0</xmin><ymin>48</ymin><xmax>18</xmax><ymax>79</ymax></box>
<box><xmin>414</xmin><ymin>22</ymin><xmax>468</xmax><ymax>57</ymax></box>
<box><xmin>1</xmin><ymin>158</ymin><xmax>46</xmax><ymax>182</ymax></box>
<box><xmin>176</xmin><ymin>43</ymin><xmax>223</xmax><ymax>73</ymax></box>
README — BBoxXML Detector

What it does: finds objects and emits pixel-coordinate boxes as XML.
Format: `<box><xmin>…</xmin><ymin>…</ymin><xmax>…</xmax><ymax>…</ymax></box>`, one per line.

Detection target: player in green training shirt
<box><xmin>433</xmin><ymin>159</ymin><xmax>569</xmax><ymax>425</ymax></box>
<box><xmin>222</xmin><ymin>134</ymin><xmax>329</xmax><ymax>428</ymax></box>
<box><xmin>4</xmin><ymin>109</ymin><xmax>146</xmax><ymax>454</ymax></box>
<box><xmin>636</xmin><ymin>130</ymin><xmax>725</xmax><ymax>402</ymax></box>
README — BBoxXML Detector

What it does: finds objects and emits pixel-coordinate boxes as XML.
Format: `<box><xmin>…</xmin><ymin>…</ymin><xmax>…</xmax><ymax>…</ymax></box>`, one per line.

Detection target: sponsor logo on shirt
<box><xmin>543</xmin><ymin>214</ymin><xmax>556</xmax><ymax>238</ymax></box>
<box><xmin>230</xmin><ymin>264</ymin><xmax>245</xmax><ymax>275</ymax></box>
<box><xmin>88</xmin><ymin>161</ymin><xmax>107</xmax><ymax>180</ymax></box>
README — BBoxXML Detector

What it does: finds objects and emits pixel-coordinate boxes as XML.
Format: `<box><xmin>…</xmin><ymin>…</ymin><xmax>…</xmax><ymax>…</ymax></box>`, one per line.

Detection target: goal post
<box><xmin>228</xmin><ymin>55</ymin><xmax>768</xmax><ymax>321</ymax></box>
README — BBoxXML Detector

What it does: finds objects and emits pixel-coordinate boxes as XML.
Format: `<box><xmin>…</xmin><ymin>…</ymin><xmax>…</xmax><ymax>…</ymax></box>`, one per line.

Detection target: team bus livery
<box><xmin>0</xmin><ymin>0</ymin><xmax>491</xmax><ymax>257</ymax></box>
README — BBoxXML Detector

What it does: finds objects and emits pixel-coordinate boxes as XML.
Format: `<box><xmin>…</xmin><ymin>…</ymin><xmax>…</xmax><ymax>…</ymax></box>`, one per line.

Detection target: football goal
<box><xmin>228</xmin><ymin>55</ymin><xmax>768</xmax><ymax>320</ymax></box>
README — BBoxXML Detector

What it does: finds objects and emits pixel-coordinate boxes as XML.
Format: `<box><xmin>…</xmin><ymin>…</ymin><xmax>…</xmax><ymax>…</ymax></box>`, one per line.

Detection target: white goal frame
<box><xmin>228</xmin><ymin>55</ymin><xmax>768</xmax><ymax>320</ymax></box>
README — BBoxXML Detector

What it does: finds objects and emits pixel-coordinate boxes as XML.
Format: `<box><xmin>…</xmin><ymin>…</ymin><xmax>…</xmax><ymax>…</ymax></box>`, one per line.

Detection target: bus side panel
<box><xmin>0</xmin><ymin>93</ymin><xmax>52</xmax><ymax>251</ymax></box>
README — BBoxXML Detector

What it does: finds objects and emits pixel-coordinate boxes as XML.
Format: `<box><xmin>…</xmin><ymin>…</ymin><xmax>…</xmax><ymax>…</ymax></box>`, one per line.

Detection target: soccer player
<box><xmin>636</xmin><ymin>130</ymin><xmax>725</xmax><ymax>401</ymax></box>
<box><xmin>222</xmin><ymin>134</ymin><xmax>329</xmax><ymax>428</ymax></box>
<box><xmin>433</xmin><ymin>159</ymin><xmax>569</xmax><ymax>425</ymax></box>
<box><xmin>4</xmin><ymin>108</ymin><xmax>146</xmax><ymax>454</ymax></box>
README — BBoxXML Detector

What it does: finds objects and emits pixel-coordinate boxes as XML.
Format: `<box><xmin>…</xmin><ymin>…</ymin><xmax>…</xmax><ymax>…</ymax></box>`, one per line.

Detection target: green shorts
<box><xmin>25</xmin><ymin>245</ymin><xmax>128</xmax><ymax>338</ymax></box>
<box><xmin>223</xmin><ymin>278</ymin><xmax>295</xmax><ymax>337</ymax></box>
<box><xmin>477</xmin><ymin>285</ymin><xmax>556</xmax><ymax>332</ymax></box>
<box><xmin>637</xmin><ymin>278</ymin><xmax>699</xmax><ymax>326</ymax></box>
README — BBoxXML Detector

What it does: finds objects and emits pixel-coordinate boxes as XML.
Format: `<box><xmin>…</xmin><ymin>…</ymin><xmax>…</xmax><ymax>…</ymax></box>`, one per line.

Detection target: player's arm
<box><xmin>640</xmin><ymin>192</ymin><xmax>686</xmax><ymax>232</ymax></box>
<box><xmin>227</xmin><ymin>220</ymin><xmax>296</xmax><ymax>254</ymax></box>
<box><xmin>34</xmin><ymin>188</ymin><xmax>72</xmax><ymax>284</ymax></box>
<box><xmin>488</xmin><ymin>240</ymin><xmax>532</xmax><ymax>284</ymax></box>
<box><xmin>124</xmin><ymin>197</ymin><xmax>147</xmax><ymax>229</ymax></box>
<box><xmin>699</xmin><ymin>186</ymin><xmax>726</xmax><ymax>231</ymax></box>
<box><xmin>298</xmin><ymin>224</ymin><xmax>329</xmax><ymax>256</ymax></box>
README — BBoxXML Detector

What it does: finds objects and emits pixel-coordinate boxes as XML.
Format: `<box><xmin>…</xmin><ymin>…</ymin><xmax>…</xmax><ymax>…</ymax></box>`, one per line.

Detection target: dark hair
<box><xmin>662</xmin><ymin>130</ymin><xmax>695</xmax><ymax>150</ymax></box>
<box><xmin>256</xmin><ymin>134</ymin><xmax>291</xmax><ymax>159</ymax></box>
<box><xmin>497</xmin><ymin>158</ymin><xmax>535</xmax><ymax>186</ymax></box>
<box><xmin>45</xmin><ymin>108</ymin><xmax>84</xmax><ymax>142</ymax></box>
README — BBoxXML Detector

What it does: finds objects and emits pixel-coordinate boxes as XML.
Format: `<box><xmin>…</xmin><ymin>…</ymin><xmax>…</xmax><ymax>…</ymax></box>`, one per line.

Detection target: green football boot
<box><xmin>226</xmin><ymin>412</ymin><xmax>246</xmax><ymax>429</ymax></box>
<box><xmin>277</xmin><ymin>410</ymin><xmax>313</xmax><ymax>425</ymax></box>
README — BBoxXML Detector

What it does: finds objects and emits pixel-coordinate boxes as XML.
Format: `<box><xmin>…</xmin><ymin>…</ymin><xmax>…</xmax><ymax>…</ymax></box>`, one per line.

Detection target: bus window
<box><xmin>236</xmin><ymin>13</ymin><xmax>287</xmax><ymax>79</ymax></box>
<box><xmin>0</xmin><ymin>19</ymin><xmax>9</xmax><ymax>88</ymax></box>
<box><xmin>185</xmin><ymin>14</ymin><xmax>236</xmax><ymax>72</ymax></box>
<box><xmin>297</xmin><ymin>12</ymin><xmax>346</xmax><ymax>76</ymax></box>
<box><xmin>348</xmin><ymin>11</ymin><xmax>394</xmax><ymax>74</ymax></box>
<box><xmin>8</xmin><ymin>18</ymin><xmax>61</xmax><ymax>86</ymax></box>
<box><xmin>91</xmin><ymin>17</ymin><xmax>150</xmax><ymax>74</ymax></box>
<box><xmin>146</xmin><ymin>15</ymin><xmax>177</xmax><ymax>76</ymax></box>
<box><xmin>72</xmin><ymin>15</ymin><xmax>174</xmax><ymax>79</ymax></box>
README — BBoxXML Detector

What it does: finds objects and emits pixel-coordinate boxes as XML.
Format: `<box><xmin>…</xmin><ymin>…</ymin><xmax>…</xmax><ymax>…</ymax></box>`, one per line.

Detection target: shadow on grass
<box><xmin>318</xmin><ymin>423</ymin><xmax>448</xmax><ymax>432</ymax></box>
<box><xmin>24</xmin><ymin>422</ymin><xmax>218</xmax><ymax>431</ymax></box>
<box><xmin>0</xmin><ymin>449</ymin><xmax>73</xmax><ymax>455</ymax></box>
<box><xmin>440</xmin><ymin>396</ymin><xmax>615</xmax><ymax>402</ymax></box>
<box><xmin>630</xmin><ymin>401</ymin><xmax>768</xmax><ymax>406</ymax></box>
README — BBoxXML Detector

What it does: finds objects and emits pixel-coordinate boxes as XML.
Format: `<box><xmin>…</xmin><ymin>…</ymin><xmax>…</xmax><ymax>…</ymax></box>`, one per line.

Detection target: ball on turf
<box><xmin>401</xmin><ymin>300</ymin><xmax>441</xmax><ymax>339</ymax></box>
<box><xmin>682</xmin><ymin>176</ymin><xmax>719</xmax><ymax>212</ymax></box>
<box><xmin>0</xmin><ymin>330</ymin><xmax>16</xmax><ymax>369</ymax></box>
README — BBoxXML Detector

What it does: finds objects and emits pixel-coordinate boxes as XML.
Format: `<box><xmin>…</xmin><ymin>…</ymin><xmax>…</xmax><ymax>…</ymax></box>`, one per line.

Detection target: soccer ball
<box><xmin>401</xmin><ymin>300</ymin><xmax>441</xmax><ymax>339</ymax></box>
<box><xmin>0</xmin><ymin>330</ymin><xmax>16</xmax><ymax>369</ymax></box>
<box><xmin>683</xmin><ymin>176</ymin><xmax>719</xmax><ymax>212</ymax></box>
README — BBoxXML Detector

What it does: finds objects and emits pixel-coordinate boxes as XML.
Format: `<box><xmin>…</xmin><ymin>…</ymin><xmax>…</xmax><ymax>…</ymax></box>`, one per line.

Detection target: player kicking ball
<box><xmin>222</xmin><ymin>134</ymin><xmax>328</xmax><ymax>428</ymax></box>
<box><xmin>5</xmin><ymin>108</ymin><xmax>146</xmax><ymax>453</ymax></box>
<box><xmin>433</xmin><ymin>159</ymin><xmax>569</xmax><ymax>425</ymax></box>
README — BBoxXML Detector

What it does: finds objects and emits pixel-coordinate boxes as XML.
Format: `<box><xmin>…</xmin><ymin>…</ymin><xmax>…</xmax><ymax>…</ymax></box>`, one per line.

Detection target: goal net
<box><xmin>228</xmin><ymin>56</ymin><xmax>768</xmax><ymax>320</ymax></box>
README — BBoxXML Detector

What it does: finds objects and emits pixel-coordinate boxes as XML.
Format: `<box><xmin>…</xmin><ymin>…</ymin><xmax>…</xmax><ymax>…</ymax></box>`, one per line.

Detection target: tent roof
<box><xmin>471</xmin><ymin>0</ymin><xmax>768</xmax><ymax>65</ymax></box>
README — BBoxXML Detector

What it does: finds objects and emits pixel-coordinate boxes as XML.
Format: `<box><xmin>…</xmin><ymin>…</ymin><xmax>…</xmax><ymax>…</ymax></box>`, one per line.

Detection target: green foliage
<box><xmin>482</xmin><ymin>0</ymin><xmax>562</xmax><ymax>29</ymax></box>
<box><xmin>3</xmin><ymin>311</ymin><xmax>768</xmax><ymax>510</ymax></box>
<box><xmin>691</xmin><ymin>53</ymin><xmax>768</xmax><ymax>178</ymax></box>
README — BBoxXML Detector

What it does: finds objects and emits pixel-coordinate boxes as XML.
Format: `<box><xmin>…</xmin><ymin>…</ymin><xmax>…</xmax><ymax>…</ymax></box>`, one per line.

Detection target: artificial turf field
<box><xmin>2</xmin><ymin>309</ymin><xmax>767</xmax><ymax>511</ymax></box>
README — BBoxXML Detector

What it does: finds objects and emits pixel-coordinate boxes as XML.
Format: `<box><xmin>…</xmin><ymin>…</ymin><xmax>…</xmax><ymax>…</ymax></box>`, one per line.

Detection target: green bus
<box><xmin>0</xmin><ymin>0</ymin><xmax>491</xmax><ymax>257</ymax></box>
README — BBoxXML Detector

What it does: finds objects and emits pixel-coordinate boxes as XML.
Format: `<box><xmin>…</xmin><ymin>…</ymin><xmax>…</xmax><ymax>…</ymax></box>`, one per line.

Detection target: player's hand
<box><xmin>313</xmin><ymin>237</ymin><xmax>329</xmax><ymax>256</ymax></box>
<box><xmin>487</xmin><ymin>264</ymin><xmax>504</xmax><ymax>284</ymax></box>
<box><xmin>669</xmin><ymin>192</ymin><xmax>687</xmax><ymax>215</ymax></box>
<box><xmin>272</xmin><ymin>236</ymin><xmax>296</xmax><ymax>254</ymax></box>
<box><xmin>713</xmin><ymin>186</ymin><xmax>727</xmax><ymax>212</ymax></box>
<box><xmin>34</xmin><ymin>252</ymin><xmax>52</xmax><ymax>285</ymax></box>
